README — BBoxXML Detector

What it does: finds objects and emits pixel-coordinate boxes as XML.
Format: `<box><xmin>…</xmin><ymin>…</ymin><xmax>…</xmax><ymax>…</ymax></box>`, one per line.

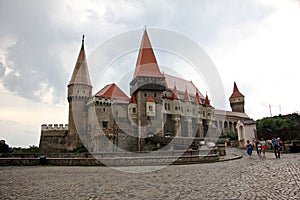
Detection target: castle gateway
<box><xmin>39</xmin><ymin>30</ymin><xmax>255</xmax><ymax>153</ymax></box>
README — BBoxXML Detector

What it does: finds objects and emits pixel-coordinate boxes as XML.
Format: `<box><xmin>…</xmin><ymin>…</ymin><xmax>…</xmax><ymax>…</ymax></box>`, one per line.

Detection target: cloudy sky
<box><xmin>1</xmin><ymin>0</ymin><xmax>300</xmax><ymax>147</ymax></box>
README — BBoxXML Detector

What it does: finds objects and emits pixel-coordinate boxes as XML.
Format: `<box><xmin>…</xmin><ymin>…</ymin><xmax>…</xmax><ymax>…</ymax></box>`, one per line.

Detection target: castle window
<box><xmin>144</xmin><ymin>93</ymin><xmax>147</xmax><ymax>97</ymax></box>
<box><xmin>102</xmin><ymin>121</ymin><xmax>108</xmax><ymax>129</ymax></box>
<box><xmin>165</xmin><ymin>103</ymin><xmax>167</xmax><ymax>110</ymax></box>
<box><xmin>175</xmin><ymin>106</ymin><xmax>177</xmax><ymax>110</ymax></box>
<box><xmin>115</xmin><ymin>111</ymin><xmax>118</xmax><ymax>116</ymax></box>
<box><xmin>132</xmin><ymin>107</ymin><xmax>136</xmax><ymax>113</ymax></box>
<box><xmin>83</xmin><ymin>90</ymin><xmax>85</xmax><ymax>94</ymax></box>
<box><xmin>168</xmin><ymin>103</ymin><xmax>170</xmax><ymax>110</ymax></box>
<box><xmin>103</xmin><ymin>108</ymin><xmax>105</xmax><ymax>112</ymax></box>
<box><xmin>77</xmin><ymin>90</ymin><xmax>79</xmax><ymax>94</ymax></box>
<box><xmin>149</xmin><ymin>106</ymin><xmax>153</xmax><ymax>111</ymax></box>
<box><xmin>154</xmin><ymin>93</ymin><xmax>157</xmax><ymax>97</ymax></box>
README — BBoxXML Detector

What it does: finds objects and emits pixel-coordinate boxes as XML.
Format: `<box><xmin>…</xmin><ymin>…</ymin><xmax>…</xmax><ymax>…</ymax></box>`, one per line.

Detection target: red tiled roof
<box><xmin>195</xmin><ymin>91</ymin><xmax>202</xmax><ymax>105</ymax></box>
<box><xmin>68</xmin><ymin>35</ymin><xmax>92</xmax><ymax>86</ymax></box>
<box><xmin>95</xmin><ymin>83</ymin><xmax>129</xmax><ymax>103</ymax></box>
<box><xmin>146</xmin><ymin>96</ymin><xmax>155</xmax><ymax>102</ymax></box>
<box><xmin>132</xmin><ymin>30</ymin><xmax>164</xmax><ymax>79</ymax></box>
<box><xmin>229</xmin><ymin>82</ymin><xmax>244</xmax><ymax>99</ymax></box>
<box><xmin>172</xmin><ymin>85</ymin><xmax>179</xmax><ymax>99</ymax></box>
<box><xmin>164</xmin><ymin>73</ymin><xmax>205</xmax><ymax>99</ymax></box>
<box><xmin>205</xmin><ymin>94</ymin><xmax>211</xmax><ymax>107</ymax></box>
<box><xmin>129</xmin><ymin>94</ymin><xmax>137</xmax><ymax>103</ymax></box>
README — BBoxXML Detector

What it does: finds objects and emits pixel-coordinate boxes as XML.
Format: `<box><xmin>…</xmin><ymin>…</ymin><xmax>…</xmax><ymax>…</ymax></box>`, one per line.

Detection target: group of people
<box><xmin>246</xmin><ymin>137</ymin><xmax>283</xmax><ymax>158</ymax></box>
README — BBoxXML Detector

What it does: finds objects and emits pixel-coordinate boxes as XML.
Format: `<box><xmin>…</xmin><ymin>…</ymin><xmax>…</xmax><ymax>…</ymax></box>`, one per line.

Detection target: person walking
<box><xmin>257</xmin><ymin>143</ymin><xmax>262</xmax><ymax>158</ymax></box>
<box><xmin>260</xmin><ymin>137</ymin><xmax>267</xmax><ymax>158</ymax></box>
<box><xmin>278</xmin><ymin>137</ymin><xmax>283</xmax><ymax>158</ymax></box>
<box><xmin>272</xmin><ymin>137</ymin><xmax>280</xmax><ymax>158</ymax></box>
<box><xmin>246</xmin><ymin>140</ymin><xmax>253</xmax><ymax>157</ymax></box>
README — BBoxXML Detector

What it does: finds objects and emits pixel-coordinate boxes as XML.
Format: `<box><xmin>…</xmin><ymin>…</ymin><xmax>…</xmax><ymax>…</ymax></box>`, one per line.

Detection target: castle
<box><xmin>39</xmin><ymin>30</ymin><xmax>255</xmax><ymax>153</ymax></box>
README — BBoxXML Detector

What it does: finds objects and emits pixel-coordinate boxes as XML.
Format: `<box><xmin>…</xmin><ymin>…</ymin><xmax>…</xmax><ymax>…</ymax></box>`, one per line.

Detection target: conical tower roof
<box><xmin>129</xmin><ymin>94</ymin><xmax>137</xmax><ymax>103</ymax></box>
<box><xmin>68</xmin><ymin>35</ymin><xmax>92</xmax><ymax>87</ymax></box>
<box><xmin>184</xmin><ymin>87</ymin><xmax>191</xmax><ymax>102</ymax></box>
<box><xmin>172</xmin><ymin>85</ymin><xmax>179</xmax><ymax>99</ymax></box>
<box><xmin>132</xmin><ymin>29</ymin><xmax>164</xmax><ymax>79</ymax></box>
<box><xmin>195</xmin><ymin>91</ymin><xmax>201</xmax><ymax>105</ymax></box>
<box><xmin>205</xmin><ymin>93</ymin><xmax>211</xmax><ymax>107</ymax></box>
<box><xmin>229</xmin><ymin>82</ymin><xmax>244</xmax><ymax>100</ymax></box>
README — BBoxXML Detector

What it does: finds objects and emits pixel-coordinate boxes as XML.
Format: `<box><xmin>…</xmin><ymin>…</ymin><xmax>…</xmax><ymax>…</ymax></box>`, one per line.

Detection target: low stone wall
<box><xmin>0</xmin><ymin>154</ymin><xmax>220</xmax><ymax>167</ymax></box>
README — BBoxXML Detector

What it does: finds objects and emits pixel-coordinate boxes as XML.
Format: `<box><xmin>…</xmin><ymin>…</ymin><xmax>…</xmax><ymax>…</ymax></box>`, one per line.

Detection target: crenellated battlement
<box><xmin>41</xmin><ymin>124</ymin><xmax>69</xmax><ymax>131</ymax></box>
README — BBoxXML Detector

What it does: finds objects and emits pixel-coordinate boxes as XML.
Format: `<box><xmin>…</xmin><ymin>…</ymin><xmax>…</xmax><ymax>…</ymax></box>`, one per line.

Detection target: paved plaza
<box><xmin>0</xmin><ymin>148</ymin><xmax>299</xmax><ymax>199</ymax></box>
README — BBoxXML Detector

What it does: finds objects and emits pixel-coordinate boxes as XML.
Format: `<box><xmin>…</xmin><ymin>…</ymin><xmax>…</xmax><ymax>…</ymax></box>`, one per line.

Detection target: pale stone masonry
<box><xmin>39</xmin><ymin>30</ymin><xmax>255</xmax><ymax>153</ymax></box>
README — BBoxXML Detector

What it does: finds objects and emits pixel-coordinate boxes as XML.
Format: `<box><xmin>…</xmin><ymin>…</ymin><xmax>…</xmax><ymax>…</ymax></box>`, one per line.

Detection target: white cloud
<box><xmin>206</xmin><ymin>0</ymin><xmax>300</xmax><ymax>119</ymax></box>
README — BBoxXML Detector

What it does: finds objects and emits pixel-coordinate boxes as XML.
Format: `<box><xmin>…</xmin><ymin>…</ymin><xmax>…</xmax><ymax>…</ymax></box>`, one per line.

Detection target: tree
<box><xmin>256</xmin><ymin>113</ymin><xmax>300</xmax><ymax>141</ymax></box>
<box><xmin>0</xmin><ymin>140</ymin><xmax>10</xmax><ymax>153</ymax></box>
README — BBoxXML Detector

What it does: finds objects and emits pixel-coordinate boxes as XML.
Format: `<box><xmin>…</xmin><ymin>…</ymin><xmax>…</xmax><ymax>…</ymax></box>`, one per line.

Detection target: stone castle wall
<box><xmin>39</xmin><ymin>124</ymin><xmax>68</xmax><ymax>153</ymax></box>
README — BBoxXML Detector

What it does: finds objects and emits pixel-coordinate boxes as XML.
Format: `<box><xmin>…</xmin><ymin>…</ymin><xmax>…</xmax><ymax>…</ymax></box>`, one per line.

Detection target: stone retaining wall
<box><xmin>0</xmin><ymin>154</ymin><xmax>220</xmax><ymax>166</ymax></box>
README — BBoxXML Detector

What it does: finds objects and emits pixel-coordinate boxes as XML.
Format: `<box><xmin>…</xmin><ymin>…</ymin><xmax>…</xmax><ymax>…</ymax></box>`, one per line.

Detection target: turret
<box><xmin>130</xmin><ymin>29</ymin><xmax>165</xmax><ymax>95</ymax></box>
<box><xmin>67</xmin><ymin>35</ymin><xmax>92</xmax><ymax>150</ymax></box>
<box><xmin>229</xmin><ymin>82</ymin><xmax>245</xmax><ymax>113</ymax></box>
<box><xmin>130</xmin><ymin>28</ymin><xmax>166</xmax><ymax>148</ymax></box>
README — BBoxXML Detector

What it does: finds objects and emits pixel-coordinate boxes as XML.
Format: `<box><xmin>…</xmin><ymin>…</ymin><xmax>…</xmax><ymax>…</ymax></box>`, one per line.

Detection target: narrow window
<box><xmin>102</xmin><ymin>121</ymin><xmax>108</xmax><ymax>129</ymax></box>
<box><xmin>149</xmin><ymin>106</ymin><xmax>153</xmax><ymax>111</ymax></box>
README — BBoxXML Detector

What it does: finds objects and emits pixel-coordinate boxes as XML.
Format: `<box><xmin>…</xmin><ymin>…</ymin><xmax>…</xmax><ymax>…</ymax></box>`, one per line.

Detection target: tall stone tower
<box><xmin>130</xmin><ymin>29</ymin><xmax>166</xmax><ymax>150</ymax></box>
<box><xmin>229</xmin><ymin>82</ymin><xmax>245</xmax><ymax>113</ymax></box>
<box><xmin>67</xmin><ymin>35</ymin><xmax>92</xmax><ymax>150</ymax></box>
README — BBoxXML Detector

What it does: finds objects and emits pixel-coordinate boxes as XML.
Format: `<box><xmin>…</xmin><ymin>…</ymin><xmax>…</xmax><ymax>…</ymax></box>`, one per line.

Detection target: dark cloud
<box><xmin>0</xmin><ymin>1</ymin><xmax>71</xmax><ymax>104</ymax></box>
<box><xmin>0</xmin><ymin>0</ymin><xmax>273</xmax><ymax>104</ymax></box>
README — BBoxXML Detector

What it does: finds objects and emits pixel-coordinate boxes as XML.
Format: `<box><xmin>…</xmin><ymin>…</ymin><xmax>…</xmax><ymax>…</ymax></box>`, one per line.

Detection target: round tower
<box><xmin>67</xmin><ymin>35</ymin><xmax>92</xmax><ymax>151</ymax></box>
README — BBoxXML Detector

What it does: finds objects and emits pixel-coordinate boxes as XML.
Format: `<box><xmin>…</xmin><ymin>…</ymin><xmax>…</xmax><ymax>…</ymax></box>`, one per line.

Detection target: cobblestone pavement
<box><xmin>0</xmin><ymin>148</ymin><xmax>299</xmax><ymax>200</ymax></box>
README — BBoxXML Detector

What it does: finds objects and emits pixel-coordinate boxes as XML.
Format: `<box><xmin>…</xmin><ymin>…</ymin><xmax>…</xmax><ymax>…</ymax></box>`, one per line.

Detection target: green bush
<box><xmin>12</xmin><ymin>145</ymin><xmax>40</xmax><ymax>153</ymax></box>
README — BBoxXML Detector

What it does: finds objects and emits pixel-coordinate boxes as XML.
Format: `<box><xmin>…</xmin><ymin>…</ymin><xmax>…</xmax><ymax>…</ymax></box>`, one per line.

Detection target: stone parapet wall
<box><xmin>39</xmin><ymin>128</ymin><xmax>68</xmax><ymax>153</ymax></box>
<box><xmin>41</xmin><ymin>124</ymin><xmax>68</xmax><ymax>131</ymax></box>
<box><xmin>0</xmin><ymin>154</ymin><xmax>220</xmax><ymax>166</ymax></box>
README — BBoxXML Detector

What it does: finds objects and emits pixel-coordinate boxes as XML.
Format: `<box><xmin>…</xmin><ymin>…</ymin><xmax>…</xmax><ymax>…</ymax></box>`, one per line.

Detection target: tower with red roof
<box><xmin>229</xmin><ymin>82</ymin><xmax>245</xmax><ymax>113</ymax></box>
<box><xmin>129</xmin><ymin>29</ymin><xmax>166</xmax><ymax>143</ymax></box>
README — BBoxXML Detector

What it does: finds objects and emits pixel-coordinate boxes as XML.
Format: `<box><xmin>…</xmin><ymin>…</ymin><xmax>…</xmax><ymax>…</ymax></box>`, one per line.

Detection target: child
<box><xmin>246</xmin><ymin>140</ymin><xmax>253</xmax><ymax>157</ymax></box>
<box><xmin>257</xmin><ymin>144</ymin><xmax>262</xmax><ymax>157</ymax></box>
<box><xmin>260</xmin><ymin>137</ymin><xmax>267</xmax><ymax>158</ymax></box>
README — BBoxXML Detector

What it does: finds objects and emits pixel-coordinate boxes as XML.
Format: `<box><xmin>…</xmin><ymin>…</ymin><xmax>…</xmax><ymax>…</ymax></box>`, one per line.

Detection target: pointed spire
<box><xmin>129</xmin><ymin>94</ymin><xmax>137</xmax><ymax>103</ymax></box>
<box><xmin>132</xmin><ymin>29</ymin><xmax>164</xmax><ymax>79</ymax></box>
<box><xmin>195</xmin><ymin>91</ymin><xmax>201</xmax><ymax>105</ymax></box>
<box><xmin>184</xmin><ymin>87</ymin><xmax>191</xmax><ymax>102</ymax></box>
<box><xmin>229</xmin><ymin>82</ymin><xmax>244</xmax><ymax>100</ymax></box>
<box><xmin>68</xmin><ymin>35</ymin><xmax>92</xmax><ymax>86</ymax></box>
<box><xmin>205</xmin><ymin>93</ymin><xmax>211</xmax><ymax>107</ymax></box>
<box><xmin>172</xmin><ymin>85</ymin><xmax>179</xmax><ymax>99</ymax></box>
<box><xmin>81</xmin><ymin>34</ymin><xmax>85</xmax><ymax>50</ymax></box>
